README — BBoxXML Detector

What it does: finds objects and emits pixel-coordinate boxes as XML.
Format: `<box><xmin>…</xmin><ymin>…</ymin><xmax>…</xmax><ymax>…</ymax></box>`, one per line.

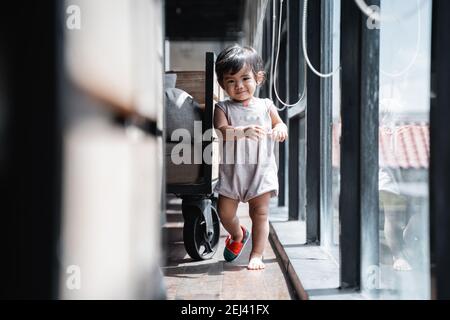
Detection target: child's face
<box><xmin>222</xmin><ymin>65</ymin><xmax>262</xmax><ymax>103</ymax></box>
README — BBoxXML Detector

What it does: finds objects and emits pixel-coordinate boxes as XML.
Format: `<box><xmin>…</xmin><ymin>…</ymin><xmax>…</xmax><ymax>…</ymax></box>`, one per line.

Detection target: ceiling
<box><xmin>165</xmin><ymin>0</ymin><xmax>247</xmax><ymax>41</ymax></box>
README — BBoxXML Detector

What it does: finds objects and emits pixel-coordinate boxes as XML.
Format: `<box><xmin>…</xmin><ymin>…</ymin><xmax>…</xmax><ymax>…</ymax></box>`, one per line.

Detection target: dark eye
<box><xmin>243</xmin><ymin>77</ymin><xmax>251</xmax><ymax>81</ymax></box>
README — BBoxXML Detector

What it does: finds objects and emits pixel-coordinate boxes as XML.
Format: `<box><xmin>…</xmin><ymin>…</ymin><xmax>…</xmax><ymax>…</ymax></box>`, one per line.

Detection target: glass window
<box><xmin>374</xmin><ymin>0</ymin><xmax>432</xmax><ymax>299</ymax></box>
<box><xmin>330</xmin><ymin>0</ymin><xmax>341</xmax><ymax>268</ymax></box>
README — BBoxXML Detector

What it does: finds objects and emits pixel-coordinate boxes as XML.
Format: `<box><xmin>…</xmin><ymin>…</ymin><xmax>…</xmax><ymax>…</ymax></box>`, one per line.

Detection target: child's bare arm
<box><xmin>214</xmin><ymin>107</ymin><xmax>265</xmax><ymax>141</ymax></box>
<box><xmin>269</xmin><ymin>103</ymin><xmax>288</xmax><ymax>142</ymax></box>
<box><xmin>269</xmin><ymin>104</ymin><xmax>287</xmax><ymax>128</ymax></box>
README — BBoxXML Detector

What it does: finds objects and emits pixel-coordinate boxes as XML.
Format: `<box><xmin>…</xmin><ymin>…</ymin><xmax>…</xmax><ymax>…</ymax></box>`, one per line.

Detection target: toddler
<box><xmin>214</xmin><ymin>45</ymin><xmax>288</xmax><ymax>270</ymax></box>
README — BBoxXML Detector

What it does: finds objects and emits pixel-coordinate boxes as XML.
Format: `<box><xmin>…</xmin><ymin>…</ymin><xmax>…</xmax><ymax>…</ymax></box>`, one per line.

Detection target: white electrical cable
<box><xmin>302</xmin><ymin>0</ymin><xmax>341</xmax><ymax>79</ymax></box>
<box><xmin>354</xmin><ymin>0</ymin><xmax>382</xmax><ymax>22</ymax></box>
<box><xmin>272</xmin><ymin>0</ymin><xmax>342</xmax><ymax>110</ymax></box>
<box><xmin>354</xmin><ymin>0</ymin><xmax>423</xmax><ymax>78</ymax></box>
<box><xmin>268</xmin><ymin>0</ymin><xmax>424</xmax><ymax>111</ymax></box>
<box><xmin>354</xmin><ymin>0</ymin><xmax>428</xmax><ymax>23</ymax></box>
<box><xmin>272</xmin><ymin>0</ymin><xmax>306</xmax><ymax>110</ymax></box>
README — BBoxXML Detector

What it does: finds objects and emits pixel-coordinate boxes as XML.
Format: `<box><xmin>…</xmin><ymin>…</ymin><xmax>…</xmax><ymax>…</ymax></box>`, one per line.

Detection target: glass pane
<box><xmin>330</xmin><ymin>0</ymin><xmax>341</xmax><ymax>265</ymax></box>
<box><xmin>376</xmin><ymin>0</ymin><xmax>432</xmax><ymax>299</ymax></box>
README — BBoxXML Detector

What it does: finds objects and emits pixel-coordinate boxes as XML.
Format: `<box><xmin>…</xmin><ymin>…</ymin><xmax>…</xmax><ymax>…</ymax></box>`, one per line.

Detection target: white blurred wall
<box><xmin>60</xmin><ymin>0</ymin><xmax>164</xmax><ymax>299</ymax></box>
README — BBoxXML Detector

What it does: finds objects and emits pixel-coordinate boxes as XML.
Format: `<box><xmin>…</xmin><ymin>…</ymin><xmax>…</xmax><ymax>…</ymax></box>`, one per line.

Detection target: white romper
<box><xmin>214</xmin><ymin>97</ymin><xmax>279</xmax><ymax>203</ymax></box>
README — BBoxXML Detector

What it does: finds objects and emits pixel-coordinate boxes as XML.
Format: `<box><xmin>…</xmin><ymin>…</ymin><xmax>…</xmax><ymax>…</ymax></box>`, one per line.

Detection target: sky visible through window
<box><xmin>380</xmin><ymin>0</ymin><xmax>432</xmax><ymax>117</ymax></box>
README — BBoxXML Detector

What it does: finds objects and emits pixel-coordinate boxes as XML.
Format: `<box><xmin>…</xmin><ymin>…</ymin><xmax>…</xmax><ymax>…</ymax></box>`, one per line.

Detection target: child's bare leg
<box><xmin>218</xmin><ymin>195</ymin><xmax>243</xmax><ymax>242</ymax></box>
<box><xmin>247</xmin><ymin>192</ymin><xmax>271</xmax><ymax>270</ymax></box>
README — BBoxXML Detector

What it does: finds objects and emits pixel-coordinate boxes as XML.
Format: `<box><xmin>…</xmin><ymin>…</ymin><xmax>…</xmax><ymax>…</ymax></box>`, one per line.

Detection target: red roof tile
<box><xmin>332</xmin><ymin>123</ymin><xmax>429</xmax><ymax>169</ymax></box>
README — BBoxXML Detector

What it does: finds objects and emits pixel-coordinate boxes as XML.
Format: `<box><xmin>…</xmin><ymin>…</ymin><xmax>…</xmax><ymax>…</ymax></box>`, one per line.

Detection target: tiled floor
<box><xmin>162</xmin><ymin>199</ymin><xmax>293</xmax><ymax>300</ymax></box>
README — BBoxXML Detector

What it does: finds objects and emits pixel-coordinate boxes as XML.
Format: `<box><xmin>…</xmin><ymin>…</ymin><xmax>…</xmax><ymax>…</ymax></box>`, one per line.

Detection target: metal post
<box><xmin>360</xmin><ymin>0</ymin><xmax>380</xmax><ymax>294</ymax></box>
<box><xmin>339</xmin><ymin>0</ymin><xmax>362</xmax><ymax>289</ymax></box>
<box><xmin>431</xmin><ymin>0</ymin><xmax>450</xmax><ymax>300</ymax></box>
<box><xmin>288</xmin><ymin>0</ymin><xmax>301</xmax><ymax>220</ymax></box>
<box><xmin>305</xmin><ymin>0</ymin><xmax>321</xmax><ymax>243</ymax></box>
<box><xmin>277</xmin><ymin>5</ymin><xmax>289</xmax><ymax>208</ymax></box>
<box><xmin>320</xmin><ymin>0</ymin><xmax>334</xmax><ymax>247</ymax></box>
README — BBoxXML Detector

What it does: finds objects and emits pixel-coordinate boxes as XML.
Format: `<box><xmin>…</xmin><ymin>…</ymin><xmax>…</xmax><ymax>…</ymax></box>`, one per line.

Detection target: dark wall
<box><xmin>0</xmin><ymin>1</ymin><xmax>62</xmax><ymax>299</ymax></box>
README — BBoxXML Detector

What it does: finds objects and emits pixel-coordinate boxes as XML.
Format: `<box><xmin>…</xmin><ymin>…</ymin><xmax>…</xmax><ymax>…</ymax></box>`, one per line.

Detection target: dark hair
<box><xmin>215</xmin><ymin>45</ymin><xmax>265</xmax><ymax>86</ymax></box>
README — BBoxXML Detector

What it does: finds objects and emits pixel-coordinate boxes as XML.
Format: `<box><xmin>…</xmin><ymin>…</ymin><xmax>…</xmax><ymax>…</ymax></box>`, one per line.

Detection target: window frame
<box><xmin>430</xmin><ymin>0</ymin><xmax>450</xmax><ymax>300</ymax></box>
<box><xmin>339</xmin><ymin>0</ymin><xmax>381</xmax><ymax>290</ymax></box>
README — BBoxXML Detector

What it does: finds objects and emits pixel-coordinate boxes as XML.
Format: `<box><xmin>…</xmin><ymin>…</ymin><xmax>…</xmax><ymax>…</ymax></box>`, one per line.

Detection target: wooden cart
<box><xmin>165</xmin><ymin>52</ymin><xmax>224</xmax><ymax>260</ymax></box>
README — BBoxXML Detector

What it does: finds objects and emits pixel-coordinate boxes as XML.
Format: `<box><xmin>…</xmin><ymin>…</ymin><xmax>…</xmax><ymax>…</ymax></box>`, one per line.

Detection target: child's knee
<box><xmin>218</xmin><ymin>209</ymin><xmax>237</xmax><ymax>222</ymax></box>
<box><xmin>249</xmin><ymin>206</ymin><xmax>268</xmax><ymax>220</ymax></box>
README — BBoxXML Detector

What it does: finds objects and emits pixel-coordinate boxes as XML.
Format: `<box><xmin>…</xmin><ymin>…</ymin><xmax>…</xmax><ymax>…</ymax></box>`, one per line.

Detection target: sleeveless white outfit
<box><xmin>214</xmin><ymin>97</ymin><xmax>279</xmax><ymax>203</ymax></box>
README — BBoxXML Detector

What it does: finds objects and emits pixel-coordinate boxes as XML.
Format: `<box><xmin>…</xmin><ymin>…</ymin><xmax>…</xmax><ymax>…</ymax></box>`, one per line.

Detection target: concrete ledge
<box><xmin>269</xmin><ymin>222</ymin><xmax>309</xmax><ymax>300</ymax></box>
<box><xmin>268</xmin><ymin>216</ymin><xmax>365</xmax><ymax>300</ymax></box>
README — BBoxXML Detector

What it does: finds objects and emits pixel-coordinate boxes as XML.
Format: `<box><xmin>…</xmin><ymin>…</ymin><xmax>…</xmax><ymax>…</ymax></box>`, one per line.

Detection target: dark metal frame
<box><xmin>430</xmin><ymin>0</ymin><xmax>450</xmax><ymax>300</ymax></box>
<box><xmin>276</xmin><ymin>2</ymin><xmax>289</xmax><ymax>208</ymax></box>
<box><xmin>166</xmin><ymin>52</ymin><xmax>218</xmax><ymax>196</ymax></box>
<box><xmin>305</xmin><ymin>0</ymin><xmax>321</xmax><ymax>243</ymax></box>
<box><xmin>287</xmin><ymin>0</ymin><xmax>302</xmax><ymax>221</ymax></box>
<box><xmin>319</xmin><ymin>0</ymin><xmax>334</xmax><ymax>246</ymax></box>
<box><xmin>339</xmin><ymin>0</ymin><xmax>363</xmax><ymax>289</ymax></box>
<box><xmin>261</xmin><ymin>1</ymin><xmax>273</xmax><ymax>90</ymax></box>
<box><xmin>359</xmin><ymin>0</ymin><xmax>380</xmax><ymax>293</ymax></box>
<box><xmin>339</xmin><ymin>0</ymin><xmax>380</xmax><ymax>290</ymax></box>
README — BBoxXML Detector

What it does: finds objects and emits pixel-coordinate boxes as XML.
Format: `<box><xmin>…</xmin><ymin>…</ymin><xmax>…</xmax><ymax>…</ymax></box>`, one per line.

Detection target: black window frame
<box><xmin>430</xmin><ymin>0</ymin><xmax>450</xmax><ymax>300</ymax></box>
<box><xmin>339</xmin><ymin>0</ymin><xmax>380</xmax><ymax>291</ymax></box>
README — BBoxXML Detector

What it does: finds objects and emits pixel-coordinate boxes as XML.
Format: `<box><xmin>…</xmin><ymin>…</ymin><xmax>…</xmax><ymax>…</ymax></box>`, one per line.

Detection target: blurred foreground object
<box><xmin>60</xmin><ymin>0</ymin><xmax>165</xmax><ymax>299</ymax></box>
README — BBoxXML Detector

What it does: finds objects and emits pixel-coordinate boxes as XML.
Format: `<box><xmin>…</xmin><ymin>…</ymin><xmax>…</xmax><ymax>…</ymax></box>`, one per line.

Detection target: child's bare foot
<box><xmin>248</xmin><ymin>255</ymin><xmax>265</xmax><ymax>270</ymax></box>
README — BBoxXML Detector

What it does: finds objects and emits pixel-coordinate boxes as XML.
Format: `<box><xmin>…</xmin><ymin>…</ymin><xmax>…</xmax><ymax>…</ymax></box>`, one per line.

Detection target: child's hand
<box><xmin>271</xmin><ymin>124</ymin><xmax>288</xmax><ymax>142</ymax></box>
<box><xmin>242</xmin><ymin>125</ymin><xmax>266</xmax><ymax>140</ymax></box>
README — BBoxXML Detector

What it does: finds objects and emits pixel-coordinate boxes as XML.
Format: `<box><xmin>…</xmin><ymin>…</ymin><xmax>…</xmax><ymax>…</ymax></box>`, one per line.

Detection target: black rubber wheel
<box><xmin>183</xmin><ymin>205</ymin><xmax>220</xmax><ymax>260</ymax></box>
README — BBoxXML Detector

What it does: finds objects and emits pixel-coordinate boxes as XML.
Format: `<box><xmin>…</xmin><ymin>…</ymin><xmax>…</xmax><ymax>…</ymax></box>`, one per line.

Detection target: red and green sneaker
<box><xmin>223</xmin><ymin>226</ymin><xmax>250</xmax><ymax>262</ymax></box>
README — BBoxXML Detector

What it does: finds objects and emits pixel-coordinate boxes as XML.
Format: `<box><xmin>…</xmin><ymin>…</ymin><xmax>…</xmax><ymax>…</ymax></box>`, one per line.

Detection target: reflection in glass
<box><xmin>375</xmin><ymin>0</ymin><xmax>431</xmax><ymax>299</ymax></box>
<box><xmin>330</xmin><ymin>0</ymin><xmax>341</xmax><ymax>264</ymax></box>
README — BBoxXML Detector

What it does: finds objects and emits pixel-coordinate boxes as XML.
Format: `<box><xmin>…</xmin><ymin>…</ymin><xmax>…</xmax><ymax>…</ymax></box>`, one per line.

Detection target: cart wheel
<box><xmin>183</xmin><ymin>205</ymin><xmax>220</xmax><ymax>260</ymax></box>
